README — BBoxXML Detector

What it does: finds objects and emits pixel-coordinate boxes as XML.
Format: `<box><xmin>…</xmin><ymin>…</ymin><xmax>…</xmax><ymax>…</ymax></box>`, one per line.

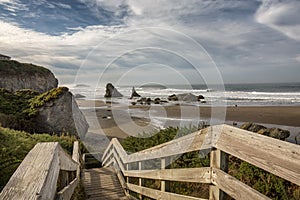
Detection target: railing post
<box><xmin>125</xmin><ymin>163</ymin><xmax>130</xmax><ymax>195</ymax></box>
<box><xmin>72</xmin><ymin>141</ymin><xmax>80</xmax><ymax>178</ymax></box>
<box><xmin>138</xmin><ymin>161</ymin><xmax>144</xmax><ymax>200</ymax></box>
<box><xmin>161</xmin><ymin>157</ymin><xmax>170</xmax><ymax>192</ymax></box>
<box><xmin>209</xmin><ymin>148</ymin><xmax>228</xmax><ymax>200</ymax></box>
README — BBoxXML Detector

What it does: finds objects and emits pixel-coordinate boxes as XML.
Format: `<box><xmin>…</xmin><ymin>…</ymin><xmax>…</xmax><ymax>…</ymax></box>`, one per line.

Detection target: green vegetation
<box><xmin>0</xmin><ymin>87</ymin><xmax>68</xmax><ymax>132</ymax></box>
<box><xmin>0</xmin><ymin>126</ymin><xmax>77</xmax><ymax>191</ymax></box>
<box><xmin>26</xmin><ymin>86</ymin><xmax>68</xmax><ymax>117</ymax></box>
<box><xmin>121</xmin><ymin>127</ymin><xmax>300</xmax><ymax>200</ymax></box>
<box><xmin>0</xmin><ymin>60</ymin><xmax>51</xmax><ymax>75</ymax></box>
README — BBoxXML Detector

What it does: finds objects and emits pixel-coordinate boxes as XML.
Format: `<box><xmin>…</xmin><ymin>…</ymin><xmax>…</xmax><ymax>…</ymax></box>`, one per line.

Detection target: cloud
<box><xmin>0</xmin><ymin>0</ymin><xmax>299</xmax><ymax>85</ymax></box>
<box><xmin>0</xmin><ymin>0</ymin><xmax>27</xmax><ymax>12</ymax></box>
<box><xmin>255</xmin><ymin>0</ymin><xmax>300</xmax><ymax>41</ymax></box>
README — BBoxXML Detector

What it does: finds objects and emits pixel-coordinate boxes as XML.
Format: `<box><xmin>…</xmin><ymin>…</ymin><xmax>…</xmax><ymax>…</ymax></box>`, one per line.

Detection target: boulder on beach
<box><xmin>198</xmin><ymin>95</ymin><xmax>205</xmax><ymax>100</ymax></box>
<box><xmin>168</xmin><ymin>94</ymin><xmax>178</xmax><ymax>101</ymax></box>
<box><xmin>168</xmin><ymin>93</ymin><xmax>205</xmax><ymax>102</ymax></box>
<box><xmin>177</xmin><ymin>93</ymin><xmax>198</xmax><ymax>102</ymax></box>
<box><xmin>104</xmin><ymin>83</ymin><xmax>123</xmax><ymax>98</ymax></box>
<box><xmin>154</xmin><ymin>98</ymin><xmax>161</xmax><ymax>104</ymax></box>
<box><xmin>130</xmin><ymin>86</ymin><xmax>141</xmax><ymax>98</ymax></box>
<box><xmin>240</xmin><ymin>122</ymin><xmax>290</xmax><ymax>140</ymax></box>
<box><xmin>240</xmin><ymin>122</ymin><xmax>267</xmax><ymax>132</ymax></box>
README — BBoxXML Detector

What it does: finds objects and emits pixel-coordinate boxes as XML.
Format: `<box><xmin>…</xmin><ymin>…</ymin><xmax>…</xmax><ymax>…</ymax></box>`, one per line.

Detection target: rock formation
<box><xmin>104</xmin><ymin>83</ymin><xmax>123</xmax><ymax>98</ymax></box>
<box><xmin>0</xmin><ymin>60</ymin><xmax>58</xmax><ymax>93</ymax></box>
<box><xmin>168</xmin><ymin>94</ymin><xmax>178</xmax><ymax>101</ymax></box>
<box><xmin>74</xmin><ymin>94</ymin><xmax>86</xmax><ymax>99</ymax></box>
<box><xmin>240</xmin><ymin>122</ymin><xmax>290</xmax><ymax>140</ymax></box>
<box><xmin>168</xmin><ymin>93</ymin><xmax>204</xmax><ymax>102</ymax></box>
<box><xmin>32</xmin><ymin>87</ymin><xmax>88</xmax><ymax>137</ymax></box>
<box><xmin>130</xmin><ymin>87</ymin><xmax>141</xmax><ymax>98</ymax></box>
<box><xmin>0</xmin><ymin>87</ymin><xmax>89</xmax><ymax>137</ymax></box>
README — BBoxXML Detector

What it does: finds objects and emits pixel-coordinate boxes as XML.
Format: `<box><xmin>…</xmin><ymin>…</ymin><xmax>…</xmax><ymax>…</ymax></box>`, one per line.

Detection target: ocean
<box><xmin>68</xmin><ymin>82</ymin><xmax>300</xmax><ymax>106</ymax></box>
<box><xmin>68</xmin><ymin>82</ymin><xmax>300</xmax><ymax>144</ymax></box>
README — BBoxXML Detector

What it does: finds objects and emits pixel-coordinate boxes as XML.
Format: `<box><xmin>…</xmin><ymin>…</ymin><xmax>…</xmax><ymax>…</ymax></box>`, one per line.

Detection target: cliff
<box><xmin>30</xmin><ymin>87</ymin><xmax>88</xmax><ymax>137</ymax></box>
<box><xmin>0</xmin><ymin>87</ymin><xmax>88</xmax><ymax>137</ymax></box>
<box><xmin>0</xmin><ymin>60</ymin><xmax>58</xmax><ymax>93</ymax></box>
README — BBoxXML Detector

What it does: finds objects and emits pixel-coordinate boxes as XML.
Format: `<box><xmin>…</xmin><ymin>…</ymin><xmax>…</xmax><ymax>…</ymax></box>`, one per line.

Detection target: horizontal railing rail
<box><xmin>102</xmin><ymin>124</ymin><xmax>300</xmax><ymax>200</ymax></box>
<box><xmin>0</xmin><ymin>141</ymin><xmax>80</xmax><ymax>200</ymax></box>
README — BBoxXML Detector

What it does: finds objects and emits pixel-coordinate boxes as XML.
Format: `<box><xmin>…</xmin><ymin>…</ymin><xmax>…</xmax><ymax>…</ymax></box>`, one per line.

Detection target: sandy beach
<box><xmin>77</xmin><ymin>99</ymin><xmax>300</xmax><ymax>141</ymax></box>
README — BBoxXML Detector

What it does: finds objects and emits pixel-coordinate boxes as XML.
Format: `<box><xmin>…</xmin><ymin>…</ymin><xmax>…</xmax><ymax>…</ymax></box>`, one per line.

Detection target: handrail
<box><xmin>0</xmin><ymin>141</ymin><xmax>81</xmax><ymax>200</ymax></box>
<box><xmin>102</xmin><ymin>124</ymin><xmax>300</xmax><ymax>200</ymax></box>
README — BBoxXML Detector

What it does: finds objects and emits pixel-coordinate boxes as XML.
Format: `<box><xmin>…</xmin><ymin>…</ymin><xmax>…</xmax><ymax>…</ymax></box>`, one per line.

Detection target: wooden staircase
<box><xmin>83</xmin><ymin>167</ymin><xmax>130</xmax><ymax>200</ymax></box>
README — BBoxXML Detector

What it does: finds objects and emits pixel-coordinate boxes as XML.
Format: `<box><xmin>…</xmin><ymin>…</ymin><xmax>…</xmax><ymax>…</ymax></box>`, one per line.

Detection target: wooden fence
<box><xmin>0</xmin><ymin>141</ymin><xmax>80</xmax><ymax>200</ymax></box>
<box><xmin>102</xmin><ymin>124</ymin><xmax>300</xmax><ymax>200</ymax></box>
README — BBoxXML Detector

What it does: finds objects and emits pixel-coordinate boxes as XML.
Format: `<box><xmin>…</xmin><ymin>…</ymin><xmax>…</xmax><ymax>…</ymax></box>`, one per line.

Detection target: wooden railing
<box><xmin>0</xmin><ymin>141</ymin><xmax>80</xmax><ymax>200</ymax></box>
<box><xmin>102</xmin><ymin>124</ymin><xmax>300</xmax><ymax>200</ymax></box>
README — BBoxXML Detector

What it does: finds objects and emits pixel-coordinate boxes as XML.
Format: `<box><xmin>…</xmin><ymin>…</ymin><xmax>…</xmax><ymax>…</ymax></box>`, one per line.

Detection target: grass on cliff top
<box><xmin>0</xmin><ymin>60</ymin><xmax>51</xmax><ymax>75</ymax></box>
<box><xmin>0</xmin><ymin>87</ymin><xmax>69</xmax><ymax>132</ymax></box>
<box><xmin>26</xmin><ymin>87</ymin><xmax>69</xmax><ymax>117</ymax></box>
<box><xmin>121</xmin><ymin>127</ymin><xmax>300</xmax><ymax>200</ymax></box>
<box><xmin>0</xmin><ymin>126</ymin><xmax>78</xmax><ymax>191</ymax></box>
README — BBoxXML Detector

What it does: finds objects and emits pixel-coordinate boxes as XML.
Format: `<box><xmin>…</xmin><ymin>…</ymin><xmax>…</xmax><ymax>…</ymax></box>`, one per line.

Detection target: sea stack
<box><xmin>104</xmin><ymin>83</ymin><xmax>123</xmax><ymax>98</ymax></box>
<box><xmin>130</xmin><ymin>86</ymin><xmax>141</xmax><ymax>99</ymax></box>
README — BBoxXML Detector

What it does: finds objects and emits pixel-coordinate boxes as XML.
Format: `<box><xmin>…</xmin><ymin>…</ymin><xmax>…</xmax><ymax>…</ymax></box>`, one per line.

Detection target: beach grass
<box><xmin>0</xmin><ymin>126</ymin><xmax>77</xmax><ymax>191</ymax></box>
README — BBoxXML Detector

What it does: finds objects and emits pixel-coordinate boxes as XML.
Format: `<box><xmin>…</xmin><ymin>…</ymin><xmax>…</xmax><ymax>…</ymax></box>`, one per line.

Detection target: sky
<box><xmin>0</xmin><ymin>0</ymin><xmax>300</xmax><ymax>86</ymax></box>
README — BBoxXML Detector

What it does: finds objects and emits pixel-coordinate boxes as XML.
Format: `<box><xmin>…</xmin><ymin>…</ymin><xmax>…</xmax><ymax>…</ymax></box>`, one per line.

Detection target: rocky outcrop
<box><xmin>168</xmin><ymin>94</ymin><xmax>178</xmax><ymax>101</ymax></box>
<box><xmin>74</xmin><ymin>94</ymin><xmax>86</xmax><ymax>99</ymax></box>
<box><xmin>130</xmin><ymin>87</ymin><xmax>141</xmax><ymax>98</ymax></box>
<box><xmin>168</xmin><ymin>93</ymin><xmax>205</xmax><ymax>102</ymax></box>
<box><xmin>0</xmin><ymin>87</ymin><xmax>88</xmax><ymax>137</ymax></box>
<box><xmin>104</xmin><ymin>83</ymin><xmax>123</xmax><ymax>98</ymax></box>
<box><xmin>32</xmin><ymin>87</ymin><xmax>88</xmax><ymax>137</ymax></box>
<box><xmin>0</xmin><ymin>60</ymin><xmax>58</xmax><ymax>93</ymax></box>
<box><xmin>240</xmin><ymin>122</ymin><xmax>290</xmax><ymax>140</ymax></box>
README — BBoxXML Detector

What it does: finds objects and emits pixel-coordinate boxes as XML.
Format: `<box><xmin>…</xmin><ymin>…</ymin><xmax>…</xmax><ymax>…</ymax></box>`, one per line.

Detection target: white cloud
<box><xmin>0</xmin><ymin>0</ymin><xmax>27</xmax><ymax>12</ymax></box>
<box><xmin>0</xmin><ymin>0</ymin><xmax>300</xmax><ymax>84</ymax></box>
<box><xmin>255</xmin><ymin>0</ymin><xmax>300</xmax><ymax>41</ymax></box>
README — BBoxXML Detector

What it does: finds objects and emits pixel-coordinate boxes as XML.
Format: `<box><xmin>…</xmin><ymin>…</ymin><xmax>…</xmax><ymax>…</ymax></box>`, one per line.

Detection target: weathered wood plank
<box><xmin>0</xmin><ymin>143</ymin><xmax>60</xmax><ymax>200</ymax></box>
<box><xmin>83</xmin><ymin>167</ymin><xmax>127</xmax><ymax>199</ymax></box>
<box><xmin>72</xmin><ymin>141</ymin><xmax>80</xmax><ymax>163</ymax></box>
<box><xmin>211</xmin><ymin>168</ymin><xmax>270</xmax><ymax>200</ymax></box>
<box><xmin>209</xmin><ymin>149</ymin><xmax>228</xmax><ymax>200</ymax></box>
<box><xmin>127</xmin><ymin>183</ymin><xmax>207</xmax><ymax>200</ymax></box>
<box><xmin>58</xmin><ymin>145</ymin><xmax>78</xmax><ymax>171</ymax></box>
<box><xmin>126</xmin><ymin>127</ymin><xmax>212</xmax><ymax>163</ymax></box>
<box><xmin>113</xmin><ymin>147</ymin><xmax>125</xmax><ymax>172</ymax></box>
<box><xmin>124</xmin><ymin>167</ymin><xmax>211</xmax><ymax>183</ymax></box>
<box><xmin>72</xmin><ymin>141</ymin><xmax>80</xmax><ymax>178</ymax></box>
<box><xmin>56</xmin><ymin>178</ymin><xmax>79</xmax><ymax>200</ymax></box>
<box><xmin>214</xmin><ymin>125</ymin><xmax>300</xmax><ymax>186</ymax></box>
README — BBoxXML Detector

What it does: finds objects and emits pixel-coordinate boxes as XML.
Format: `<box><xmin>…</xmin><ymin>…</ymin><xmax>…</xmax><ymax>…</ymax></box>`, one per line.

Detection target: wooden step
<box><xmin>83</xmin><ymin>167</ymin><xmax>129</xmax><ymax>200</ymax></box>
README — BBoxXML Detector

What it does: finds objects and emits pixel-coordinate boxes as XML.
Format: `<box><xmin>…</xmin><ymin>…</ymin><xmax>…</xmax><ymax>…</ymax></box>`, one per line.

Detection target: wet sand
<box><xmin>77</xmin><ymin>99</ymin><xmax>300</xmax><ymax>140</ymax></box>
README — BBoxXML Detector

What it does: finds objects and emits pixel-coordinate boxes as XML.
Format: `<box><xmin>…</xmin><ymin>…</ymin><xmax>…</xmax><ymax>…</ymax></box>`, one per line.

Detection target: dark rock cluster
<box><xmin>240</xmin><ymin>122</ymin><xmax>290</xmax><ymax>140</ymax></box>
<box><xmin>168</xmin><ymin>93</ymin><xmax>205</xmax><ymax>102</ymax></box>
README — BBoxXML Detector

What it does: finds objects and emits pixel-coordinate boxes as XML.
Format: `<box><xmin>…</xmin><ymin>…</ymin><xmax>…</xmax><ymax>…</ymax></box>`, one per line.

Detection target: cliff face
<box><xmin>0</xmin><ymin>60</ymin><xmax>58</xmax><ymax>93</ymax></box>
<box><xmin>32</xmin><ymin>87</ymin><xmax>89</xmax><ymax>137</ymax></box>
<box><xmin>0</xmin><ymin>87</ymin><xmax>88</xmax><ymax>137</ymax></box>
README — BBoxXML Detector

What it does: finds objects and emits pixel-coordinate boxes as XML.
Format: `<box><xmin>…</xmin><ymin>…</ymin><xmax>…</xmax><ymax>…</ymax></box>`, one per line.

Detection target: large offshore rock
<box><xmin>130</xmin><ymin>86</ymin><xmax>141</xmax><ymax>98</ymax></box>
<box><xmin>0</xmin><ymin>60</ymin><xmax>58</xmax><ymax>93</ymax></box>
<box><xmin>104</xmin><ymin>83</ymin><xmax>123</xmax><ymax>98</ymax></box>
